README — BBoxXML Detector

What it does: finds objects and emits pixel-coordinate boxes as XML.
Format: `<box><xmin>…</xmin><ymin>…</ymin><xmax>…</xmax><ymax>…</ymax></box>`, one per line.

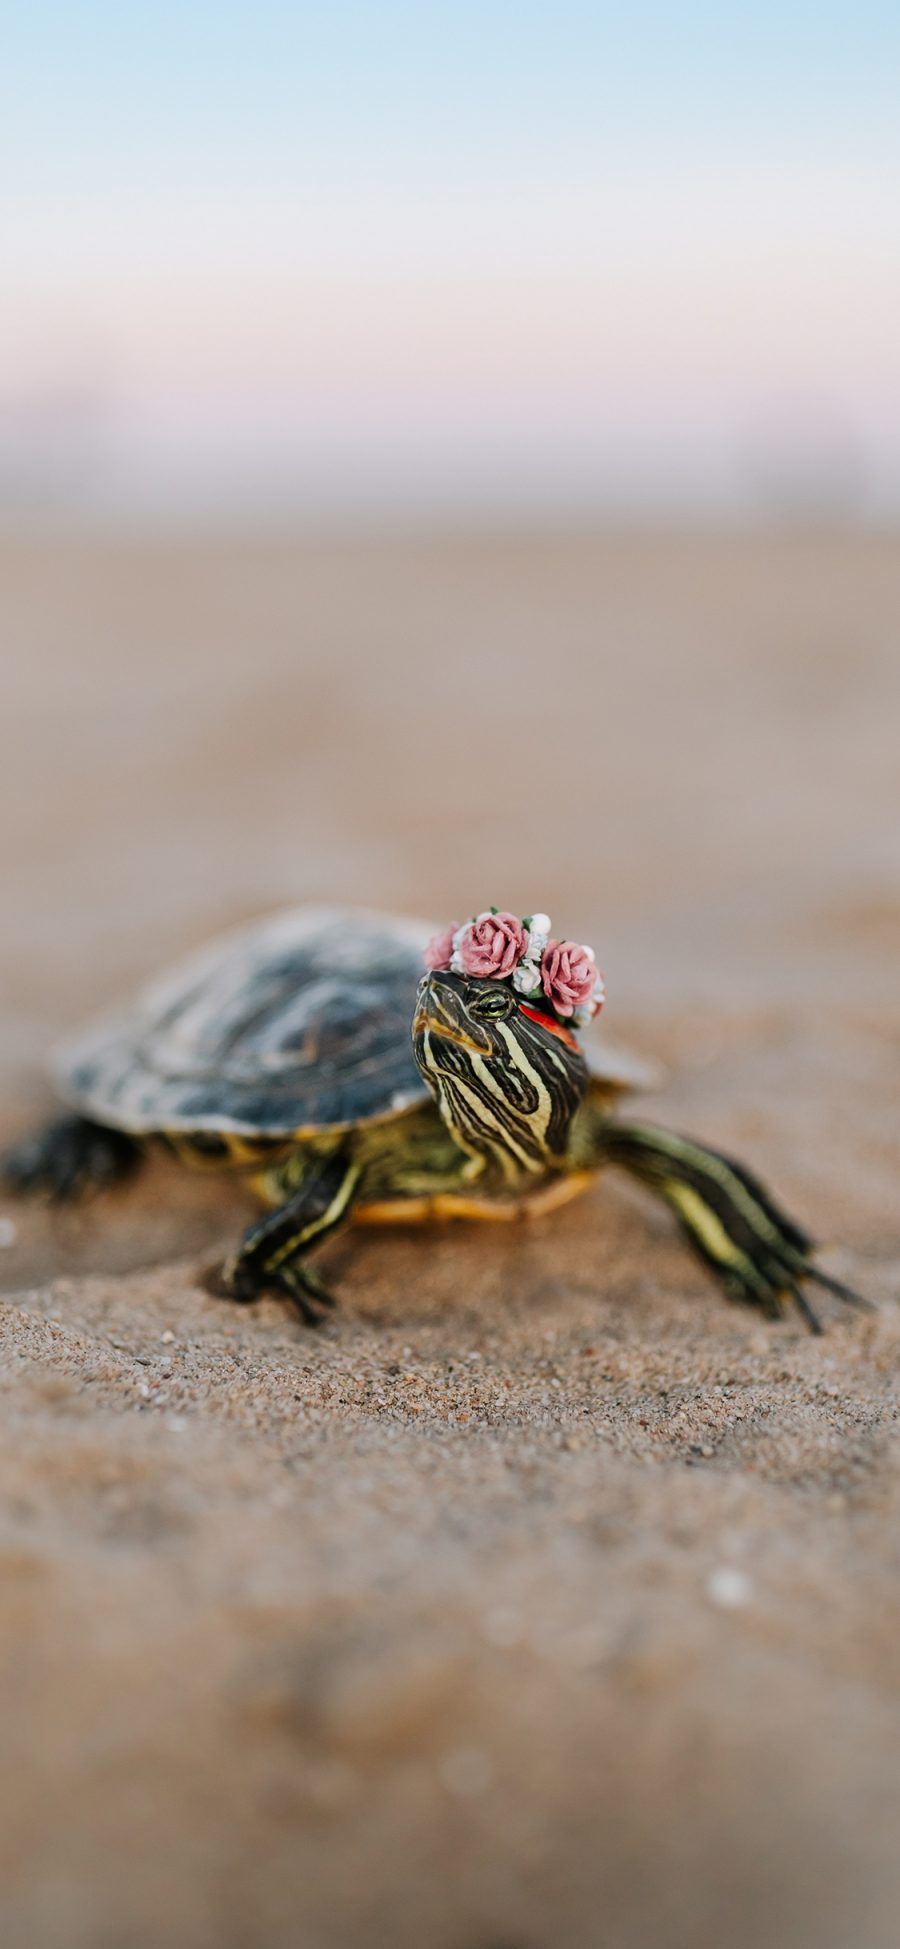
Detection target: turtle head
<box><xmin>412</xmin><ymin>970</ymin><xmax>589</xmax><ymax>1174</ymax></box>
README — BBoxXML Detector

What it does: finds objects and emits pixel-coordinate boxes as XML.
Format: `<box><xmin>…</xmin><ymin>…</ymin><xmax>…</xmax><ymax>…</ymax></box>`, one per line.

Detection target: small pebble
<box><xmin>707</xmin><ymin>1566</ymin><xmax>752</xmax><ymax>1609</ymax></box>
<box><xmin>160</xmin><ymin>1330</ymin><xmax>175</xmax><ymax>1345</ymax></box>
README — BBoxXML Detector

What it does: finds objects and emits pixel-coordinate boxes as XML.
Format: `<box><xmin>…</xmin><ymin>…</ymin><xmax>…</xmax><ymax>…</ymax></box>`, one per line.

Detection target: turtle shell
<box><xmin>55</xmin><ymin>907</ymin><xmax>656</xmax><ymax>1139</ymax></box>
<box><xmin>55</xmin><ymin>909</ymin><xmax>432</xmax><ymax>1138</ymax></box>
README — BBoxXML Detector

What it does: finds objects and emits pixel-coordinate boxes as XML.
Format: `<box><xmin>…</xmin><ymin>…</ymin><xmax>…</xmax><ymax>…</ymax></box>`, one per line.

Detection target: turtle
<box><xmin>3</xmin><ymin>905</ymin><xmax>865</xmax><ymax>1333</ymax></box>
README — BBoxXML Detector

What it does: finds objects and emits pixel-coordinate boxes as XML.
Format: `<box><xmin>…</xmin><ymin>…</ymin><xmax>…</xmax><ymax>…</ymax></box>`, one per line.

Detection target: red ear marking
<box><xmin>518</xmin><ymin>1002</ymin><xmax>579</xmax><ymax>1050</ymax></box>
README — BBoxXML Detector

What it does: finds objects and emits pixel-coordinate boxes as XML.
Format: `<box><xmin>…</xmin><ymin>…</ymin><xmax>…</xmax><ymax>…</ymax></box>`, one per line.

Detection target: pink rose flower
<box><xmin>423</xmin><ymin>923</ymin><xmax>458</xmax><ymax>972</ymax></box>
<box><xmin>459</xmin><ymin>911</ymin><xmax>528</xmax><ymax>980</ymax></box>
<box><xmin>540</xmin><ymin>939</ymin><xmax>598</xmax><ymax>1018</ymax></box>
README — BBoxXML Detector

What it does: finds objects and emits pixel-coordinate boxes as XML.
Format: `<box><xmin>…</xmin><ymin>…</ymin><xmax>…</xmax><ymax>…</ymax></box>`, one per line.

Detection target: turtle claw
<box><xmin>265</xmin><ymin>1264</ymin><xmax>337</xmax><ymax>1327</ymax></box>
<box><xmin>725</xmin><ymin>1250</ymin><xmax>868</xmax><ymax>1335</ymax></box>
<box><xmin>773</xmin><ymin>1245</ymin><xmax>871</xmax><ymax>1333</ymax></box>
<box><xmin>721</xmin><ymin>1251</ymin><xmax>865</xmax><ymax>1335</ymax></box>
<box><xmin>806</xmin><ymin>1264</ymin><xmax>875</xmax><ymax>1312</ymax></box>
<box><xmin>287</xmin><ymin>1263</ymin><xmax>337</xmax><ymax>1309</ymax></box>
<box><xmin>783</xmin><ymin>1276</ymin><xmax>824</xmax><ymax>1337</ymax></box>
<box><xmin>215</xmin><ymin>1253</ymin><xmax>337</xmax><ymax>1327</ymax></box>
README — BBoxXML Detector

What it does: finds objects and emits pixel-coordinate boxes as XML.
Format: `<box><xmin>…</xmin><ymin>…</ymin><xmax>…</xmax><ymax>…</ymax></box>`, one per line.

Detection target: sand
<box><xmin>1</xmin><ymin>527</ymin><xmax>898</xmax><ymax>1948</ymax></box>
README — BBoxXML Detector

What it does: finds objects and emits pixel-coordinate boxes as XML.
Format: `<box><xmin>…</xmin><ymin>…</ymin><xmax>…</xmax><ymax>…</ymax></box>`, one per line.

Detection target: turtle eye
<box><xmin>466</xmin><ymin>984</ymin><xmax>514</xmax><ymax>1021</ymax></box>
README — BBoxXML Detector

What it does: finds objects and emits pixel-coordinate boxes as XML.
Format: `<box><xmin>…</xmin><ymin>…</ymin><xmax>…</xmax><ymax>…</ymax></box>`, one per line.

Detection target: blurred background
<box><xmin>3</xmin><ymin>3</ymin><xmax>900</xmax><ymax>524</ymax></box>
<box><xmin>2</xmin><ymin>1</ymin><xmax>899</xmax><ymax>1060</ymax></box>
<box><xmin>2</xmin><ymin>9</ymin><xmax>900</xmax><ymax>1949</ymax></box>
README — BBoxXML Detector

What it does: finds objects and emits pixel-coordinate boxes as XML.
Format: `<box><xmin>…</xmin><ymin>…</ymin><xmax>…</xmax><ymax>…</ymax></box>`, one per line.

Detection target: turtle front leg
<box><xmin>584</xmin><ymin>1116</ymin><xmax>869</xmax><ymax>1333</ymax></box>
<box><xmin>219</xmin><ymin>1149</ymin><xmax>360</xmax><ymax>1326</ymax></box>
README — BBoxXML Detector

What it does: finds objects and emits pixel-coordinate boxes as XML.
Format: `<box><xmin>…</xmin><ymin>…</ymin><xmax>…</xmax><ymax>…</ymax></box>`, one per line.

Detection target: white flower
<box><xmin>571</xmin><ymin>973</ymin><xmax>606</xmax><ymax>1028</ymax></box>
<box><xmin>510</xmin><ymin>911</ymin><xmax>550</xmax><ymax>996</ymax></box>
<box><xmin>528</xmin><ymin>913</ymin><xmax>551</xmax><ymax>956</ymax></box>
<box><xmin>449</xmin><ymin>921</ymin><xmax>469</xmax><ymax>976</ymax></box>
<box><xmin>512</xmin><ymin>957</ymin><xmax>541</xmax><ymax>996</ymax></box>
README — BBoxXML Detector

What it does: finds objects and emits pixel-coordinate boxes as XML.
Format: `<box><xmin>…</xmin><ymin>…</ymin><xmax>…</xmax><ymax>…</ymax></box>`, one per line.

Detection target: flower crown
<box><xmin>424</xmin><ymin>909</ymin><xmax>604</xmax><ymax>1030</ymax></box>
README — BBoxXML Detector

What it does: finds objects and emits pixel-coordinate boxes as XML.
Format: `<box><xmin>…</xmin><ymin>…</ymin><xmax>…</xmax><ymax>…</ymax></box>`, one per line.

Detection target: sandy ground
<box><xmin>1</xmin><ymin>527</ymin><xmax>899</xmax><ymax>1949</ymax></box>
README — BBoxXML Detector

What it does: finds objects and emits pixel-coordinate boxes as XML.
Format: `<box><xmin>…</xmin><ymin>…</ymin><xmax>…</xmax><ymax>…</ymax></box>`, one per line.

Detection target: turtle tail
<box><xmin>598</xmin><ymin>1120</ymin><xmax>868</xmax><ymax>1333</ymax></box>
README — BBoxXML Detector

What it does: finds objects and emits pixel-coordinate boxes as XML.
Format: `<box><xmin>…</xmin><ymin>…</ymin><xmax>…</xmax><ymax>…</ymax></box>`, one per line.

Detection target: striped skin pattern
<box><xmin>211</xmin><ymin>970</ymin><xmax>866</xmax><ymax>1329</ymax></box>
<box><xmin>3</xmin><ymin>912</ymin><xmax>867</xmax><ymax>1332</ymax></box>
<box><xmin>412</xmin><ymin>971</ymin><xmax>588</xmax><ymax>1187</ymax></box>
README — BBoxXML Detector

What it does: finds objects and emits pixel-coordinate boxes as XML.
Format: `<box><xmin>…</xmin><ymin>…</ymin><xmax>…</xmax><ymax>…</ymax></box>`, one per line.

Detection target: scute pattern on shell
<box><xmin>54</xmin><ymin>909</ymin><xmax>432</xmax><ymax>1136</ymax></box>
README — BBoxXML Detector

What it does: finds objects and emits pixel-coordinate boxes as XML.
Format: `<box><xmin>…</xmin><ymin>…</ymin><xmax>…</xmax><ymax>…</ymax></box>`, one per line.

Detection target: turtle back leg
<box><xmin>219</xmin><ymin>1146</ymin><xmax>361</xmax><ymax>1326</ymax></box>
<box><xmin>3</xmin><ymin>1115</ymin><xmax>140</xmax><ymax>1201</ymax></box>
<box><xmin>582</xmin><ymin>1115</ymin><xmax>868</xmax><ymax>1333</ymax></box>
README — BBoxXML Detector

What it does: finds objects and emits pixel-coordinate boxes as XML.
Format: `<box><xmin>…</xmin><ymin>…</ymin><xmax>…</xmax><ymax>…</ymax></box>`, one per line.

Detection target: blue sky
<box><xmin>6</xmin><ymin>3</ymin><xmax>900</xmax><ymax>178</ymax></box>
<box><xmin>2</xmin><ymin>4</ymin><xmax>899</xmax><ymax>515</ymax></box>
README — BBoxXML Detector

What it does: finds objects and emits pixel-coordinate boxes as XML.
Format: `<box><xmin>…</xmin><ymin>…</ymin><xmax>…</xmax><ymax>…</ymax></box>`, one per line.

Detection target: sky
<box><xmin>2</xmin><ymin>2</ymin><xmax>900</xmax><ymax>518</ymax></box>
